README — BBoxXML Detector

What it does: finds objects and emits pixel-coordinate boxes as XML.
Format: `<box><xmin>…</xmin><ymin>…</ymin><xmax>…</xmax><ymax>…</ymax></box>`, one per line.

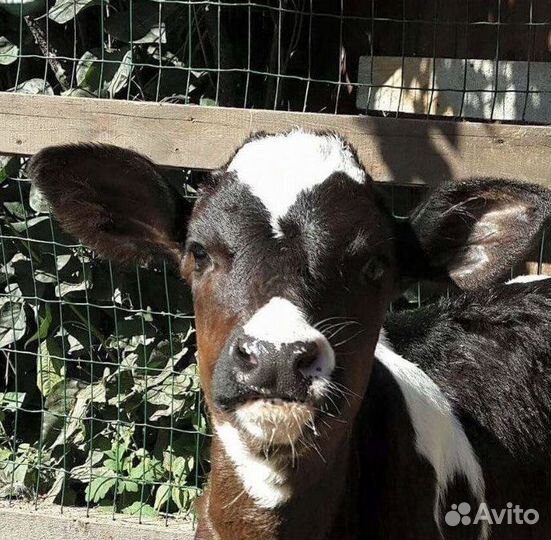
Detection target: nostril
<box><xmin>295</xmin><ymin>342</ymin><xmax>320</xmax><ymax>375</ymax></box>
<box><xmin>234</xmin><ymin>339</ymin><xmax>258</xmax><ymax>371</ymax></box>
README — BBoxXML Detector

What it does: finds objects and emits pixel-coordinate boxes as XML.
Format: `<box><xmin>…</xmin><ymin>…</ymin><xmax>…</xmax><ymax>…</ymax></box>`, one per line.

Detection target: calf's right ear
<box><xmin>29</xmin><ymin>144</ymin><xmax>189</xmax><ymax>268</ymax></box>
<box><xmin>398</xmin><ymin>178</ymin><xmax>551</xmax><ymax>290</ymax></box>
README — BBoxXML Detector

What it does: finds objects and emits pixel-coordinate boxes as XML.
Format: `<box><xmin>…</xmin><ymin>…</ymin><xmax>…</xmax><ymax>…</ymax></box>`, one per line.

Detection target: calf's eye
<box><xmin>189</xmin><ymin>242</ymin><xmax>210</xmax><ymax>272</ymax></box>
<box><xmin>361</xmin><ymin>256</ymin><xmax>385</xmax><ymax>283</ymax></box>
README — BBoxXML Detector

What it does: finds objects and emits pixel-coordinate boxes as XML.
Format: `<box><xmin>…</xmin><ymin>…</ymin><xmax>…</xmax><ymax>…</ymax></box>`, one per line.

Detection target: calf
<box><xmin>29</xmin><ymin>130</ymin><xmax>551</xmax><ymax>540</ymax></box>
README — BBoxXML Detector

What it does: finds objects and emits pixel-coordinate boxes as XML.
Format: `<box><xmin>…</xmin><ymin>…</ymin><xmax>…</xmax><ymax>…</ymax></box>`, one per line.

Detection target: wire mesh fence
<box><xmin>0</xmin><ymin>1</ymin><xmax>550</xmax><ymax>116</ymax></box>
<box><xmin>1</xmin><ymin>0</ymin><xmax>551</xmax><ymax>526</ymax></box>
<box><xmin>1</xmin><ymin>163</ymin><xmax>208</xmax><ymax>521</ymax></box>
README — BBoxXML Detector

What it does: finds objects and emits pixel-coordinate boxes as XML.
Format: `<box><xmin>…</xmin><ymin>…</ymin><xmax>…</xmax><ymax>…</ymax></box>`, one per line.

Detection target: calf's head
<box><xmin>30</xmin><ymin>130</ymin><xmax>551</xmax><ymax>456</ymax></box>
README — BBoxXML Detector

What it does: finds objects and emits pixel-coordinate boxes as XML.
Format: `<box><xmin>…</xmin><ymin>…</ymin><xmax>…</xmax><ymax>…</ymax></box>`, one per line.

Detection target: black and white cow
<box><xmin>29</xmin><ymin>130</ymin><xmax>551</xmax><ymax>540</ymax></box>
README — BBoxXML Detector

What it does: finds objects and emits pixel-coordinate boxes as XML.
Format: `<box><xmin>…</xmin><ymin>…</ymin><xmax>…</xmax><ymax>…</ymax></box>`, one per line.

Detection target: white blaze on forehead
<box><xmin>227</xmin><ymin>130</ymin><xmax>366</xmax><ymax>234</ymax></box>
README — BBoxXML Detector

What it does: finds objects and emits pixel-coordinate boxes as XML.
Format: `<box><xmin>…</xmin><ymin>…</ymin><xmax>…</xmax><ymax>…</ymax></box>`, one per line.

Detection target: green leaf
<box><xmin>76</xmin><ymin>379</ymin><xmax>107</xmax><ymax>405</ymax></box>
<box><xmin>85</xmin><ymin>475</ymin><xmax>116</xmax><ymax>503</ymax></box>
<box><xmin>122</xmin><ymin>501</ymin><xmax>158</xmax><ymax>518</ymax></box>
<box><xmin>103</xmin><ymin>458</ymin><xmax>119</xmax><ymax>472</ymax></box>
<box><xmin>130</xmin><ymin>457</ymin><xmax>163</xmax><ymax>483</ymax></box>
<box><xmin>200</xmin><ymin>97</ymin><xmax>217</xmax><ymax>107</ymax></box>
<box><xmin>0</xmin><ymin>155</ymin><xmax>13</xmax><ymax>182</ymax></box>
<box><xmin>3</xmin><ymin>201</ymin><xmax>27</xmax><ymax>219</ymax></box>
<box><xmin>193</xmin><ymin>411</ymin><xmax>209</xmax><ymax>434</ymax></box>
<box><xmin>0</xmin><ymin>37</ymin><xmax>18</xmax><ymax>66</ymax></box>
<box><xmin>37</xmin><ymin>339</ymin><xmax>65</xmax><ymax>397</ymax></box>
<box><xmin>0</xmin><ymin>392</ymin><xmax>26</xmax><ymax>411</ymax></box>
<box><xmin>50</xmin><ymin>389</ymin><xmax>89</xmax><ymax>449</ymax></box>
<box><xmin>0</xmin><ymin>0</ymin><xmax>46</xmax><ymax>16</ymax></box>
<box><xmin>76</xmin><ymin>48</ymin><xmax>132</xmax><ymax>97</ymax></box>
<box><xmin>153</xmin><ymin>483</ymin><xmax>170</xmax><ymax>511</ymax></box>
<box><xmin>29</xmin><ymin>183</ymin><xmax>50</xmax><ymax>214</ymax></box>
<box><xmin>54</xmin><ymin>265</ymin><xmax>92</xmax><ymax>297</ymax></box>
<box><xmin>117</xmin><ymin>479</ymin><xmax>139</xmax><ymax>494</ymax></box>
<box><xmin>44</xmin><ymin>470</ymin><xmax>65</xmax><ymax>503</ymax></box>
<box><xmin>70</xmin><ymin>464</ymin><xmax>108</xmax><ymax>483</ymax></box>
<box><xmin>9</xmin><ymin>79</ymin><xmax>54</xmax><ymax>95</ymax></box>
<box><xmin>41</xmin><ymin>380</ymin><xmax>82</xmax><ymax>446</ymax></box>
<box><xmin>109</xmin><ymin>50</ymin><xmax>133</xmax><ymax>96</ymax></box>
<box><xmin>25</xmin><ymin>304</ymin><xmax>53</xmax><ymax>346</ymax></box>
<box><xmin>49</xmin><ymin>0</ymin><xmax>100</xmax><ymax>24</ymax></box>
<box><xmin>0</xmin><ymin>299</ymin><xmax>26</xmax><ymax>348</ymax></box>
<box><xmin>11</xmin><ymin>460</ymin><xmax>28</xmax><ymax>485</ymax></box>
<box><xmin>105</xmin><ymin>442</ymin><xmax>128</xmax><ymax>468</ymax></box>
<box><xmin>171</xmin><ymin>486</ymin><xmax>187</xmax><ymax>510</ymax></box>
<box><xmin>9</xmin><ymin>215</ymin><xmax>50</xmax><ymax>233</ymax></box>
<box><xmin>61</xmin><ymin>88</ymin><xmax>96</xmax><ymax>98</ymax></box>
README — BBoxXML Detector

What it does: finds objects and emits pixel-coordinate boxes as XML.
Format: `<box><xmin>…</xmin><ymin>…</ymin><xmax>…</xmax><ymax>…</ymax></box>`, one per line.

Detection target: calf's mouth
<box><xmin>234</xmin><ymin>398</ymin><xmax>317</xmax><ymax>447</ymax></box>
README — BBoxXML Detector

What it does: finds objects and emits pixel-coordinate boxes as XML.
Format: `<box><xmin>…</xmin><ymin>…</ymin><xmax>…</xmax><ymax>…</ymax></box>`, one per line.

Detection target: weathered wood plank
<box><xmin>0</xmin><ymin>503</ymin><xmax>194</xmax><ymax>540</ymax></box>
<box><xmin>1</xmin><ymin>92</ymin><xmax>551</xmax><ymax>187</ymax></box>
<box><xmin>356</xmin><ymin>56</ymin><xmax>551</xmax><ymax>123</ymax></box>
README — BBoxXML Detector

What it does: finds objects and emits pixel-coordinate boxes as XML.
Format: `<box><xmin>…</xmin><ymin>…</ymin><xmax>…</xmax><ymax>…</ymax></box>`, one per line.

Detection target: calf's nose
<box><xmin>232</xmin><ymin>335</ymin><xmax>324</xmax><ymax>395</ymax></box>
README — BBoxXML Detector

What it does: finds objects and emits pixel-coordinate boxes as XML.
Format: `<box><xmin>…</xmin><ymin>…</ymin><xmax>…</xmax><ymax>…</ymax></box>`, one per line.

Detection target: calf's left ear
<box><xmin>28</xmin><ymin>144</ymin><xmax>189</xmax><ymax>268</ymax></box>
<box><xmin>400</xmin><ymin>178</ymin><xmax>551</xmax><ymax>290</ymax></box>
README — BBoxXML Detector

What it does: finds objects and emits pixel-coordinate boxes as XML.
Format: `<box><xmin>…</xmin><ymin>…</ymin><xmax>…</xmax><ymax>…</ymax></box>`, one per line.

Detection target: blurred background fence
<box><xmin>1</xmin><ymin>0</ymin><xmax>550</xmax><ymax>529</ymax></box>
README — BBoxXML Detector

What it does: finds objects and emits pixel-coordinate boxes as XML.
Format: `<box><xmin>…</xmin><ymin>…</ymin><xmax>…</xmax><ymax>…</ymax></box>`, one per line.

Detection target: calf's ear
<box><xmin>399</xmin><ymin>178</ymin><xmax>551</xmax><ymax>290</ymax></box>
<box><xmin>29</xmin><ymin>144</ymin><xmax>188</xmax><ymax>267</ymax></box>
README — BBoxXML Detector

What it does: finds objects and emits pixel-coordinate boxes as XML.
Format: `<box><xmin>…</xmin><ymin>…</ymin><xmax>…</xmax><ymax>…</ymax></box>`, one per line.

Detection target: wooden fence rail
<box><xmin>1</xmin><ymin>92</ymin><xmax>550</xmax><ymax>187</ymax></box>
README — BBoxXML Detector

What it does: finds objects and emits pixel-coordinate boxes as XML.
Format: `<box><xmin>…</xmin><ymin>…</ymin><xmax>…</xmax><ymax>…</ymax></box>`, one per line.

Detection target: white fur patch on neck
<box><xmin>375</xmin><ymin>331</ymin><xmax>488</xmax><ymax>540</ymax></box>
<box><xmin>215</xmin><ymin>421</ymin><xmax>291</xmax><ymax>508</ymax></box>
<box><xmin>506</xmin><ymin>274</ymin><xmax>551</xmax><ymax>285</ymax></box>
<box><xmin>227</xmin><ymin>130</ymin><xmax>366</xmax><ymax>235</ymax></box>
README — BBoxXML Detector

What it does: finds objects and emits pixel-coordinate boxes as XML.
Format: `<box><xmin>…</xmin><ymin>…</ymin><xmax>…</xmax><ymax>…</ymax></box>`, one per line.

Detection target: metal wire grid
<box><xmin>0</xmin><ymin>1</ymin><xmax>550</xmax><ymax>118</ymax></box>
<box><xmin>1</xmin><ymin>163</ymin><xmax>207</xmax><ymax>521</ymax></box>
<box><xmin>359</xmin><ymin>0</ymin><xmax>551</xmax><ymax>123</ymax></box>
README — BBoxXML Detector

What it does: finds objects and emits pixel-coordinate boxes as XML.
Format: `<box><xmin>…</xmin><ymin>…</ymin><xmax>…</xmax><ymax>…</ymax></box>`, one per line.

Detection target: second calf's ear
<box><xmin>403</xmin><ymin>178</ymin><xmax>551</xmax><ymax>290</ymax></box>
<box><xmin>29</xmin><ymin>144</ymin><xmax>188</xmax><ymax>268</ymax></box>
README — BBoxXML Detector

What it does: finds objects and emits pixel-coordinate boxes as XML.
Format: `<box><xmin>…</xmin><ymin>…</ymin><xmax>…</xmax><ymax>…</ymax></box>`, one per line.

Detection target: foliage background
<box><xmin>0</xmin><ymin>0</ymin><xmax>223</xmax><ymax>517</ymax></box>
<box><xmin>0</xmin><ymin>158</ymin><xmax>209</xmax><ymax>517</ymax></box>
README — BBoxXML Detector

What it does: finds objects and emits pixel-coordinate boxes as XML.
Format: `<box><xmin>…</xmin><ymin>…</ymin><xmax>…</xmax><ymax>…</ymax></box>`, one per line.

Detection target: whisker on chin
<box><xmin>315</xmin><ymin>405</ymin><xmax>348</xmax><ymax>424</ymax></box>
<box><xmin>323</xmin><ymin>392</ymin><xmax>342</xmax><ymax>417</ymax></box>
<box><xmin>302</xmin><ymin>438</ymin><xmax>327</xmax><ymax>464</ymax></box>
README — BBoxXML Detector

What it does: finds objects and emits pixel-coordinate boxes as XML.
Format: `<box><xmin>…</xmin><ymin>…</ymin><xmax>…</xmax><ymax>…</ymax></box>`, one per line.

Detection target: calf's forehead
<box><xmin>226</xmin><ymin>130</ymin><xmax>367</xmax><ymax>235</ymax></box>
<box><xmin>188</xmin><ymin>131</ymin><xmax>395</xmax><ymax>320</ymax></box>
<box><xmin>189</xmin><ymin>131</ymin><xmax>392</xmax><ymax>258</ymax></box>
